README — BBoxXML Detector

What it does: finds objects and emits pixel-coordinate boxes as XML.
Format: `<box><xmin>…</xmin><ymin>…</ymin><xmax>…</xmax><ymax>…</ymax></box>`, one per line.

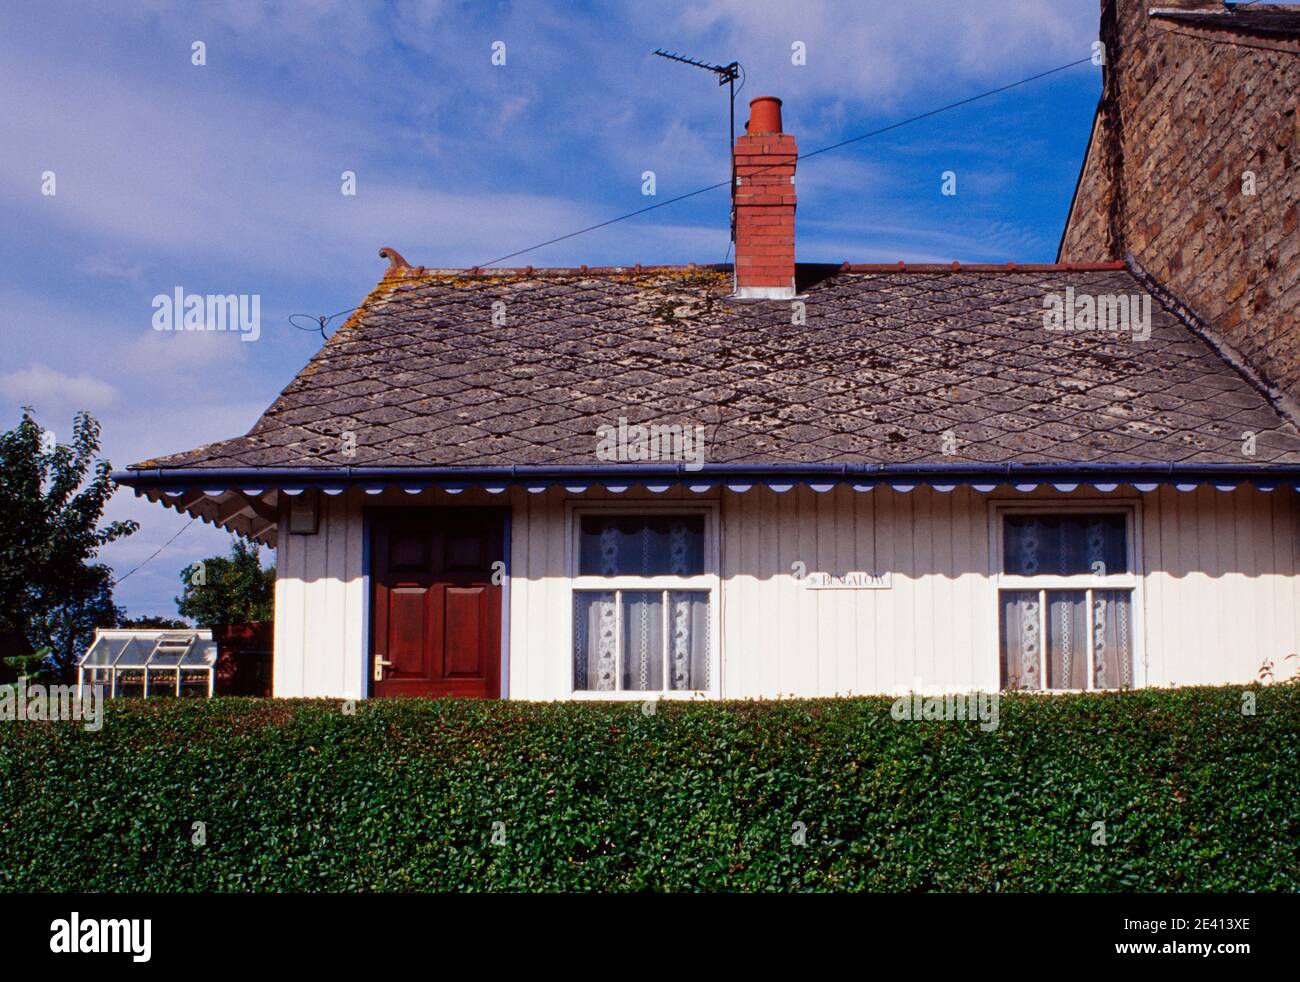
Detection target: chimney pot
<box><xmin>747</xmin><ymin>96</ymin><xmax>784</xmax><ymax>134</ymax></box>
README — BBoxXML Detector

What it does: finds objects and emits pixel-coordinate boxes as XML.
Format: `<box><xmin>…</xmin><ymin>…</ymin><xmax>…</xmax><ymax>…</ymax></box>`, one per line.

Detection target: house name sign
<box><xmin>802</xmin><ymin>571</ymin><xmax>893</xmax><ymax>590</ymax></box>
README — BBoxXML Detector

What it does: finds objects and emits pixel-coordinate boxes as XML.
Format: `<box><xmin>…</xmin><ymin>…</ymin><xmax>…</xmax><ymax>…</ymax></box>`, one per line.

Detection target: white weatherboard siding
<box><xmin>272</xmin><ymin>490</ymin><xmax>366</xmax><ymax>698</ymax></box>
<box><xmin>271</xmin><ymin>485</ymin><xmax>1300</xmax><ymax>699</ymax></box>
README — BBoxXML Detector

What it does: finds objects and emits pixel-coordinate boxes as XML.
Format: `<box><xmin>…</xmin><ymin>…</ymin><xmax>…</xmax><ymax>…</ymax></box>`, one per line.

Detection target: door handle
<box><xmin>373</xmin><ymin>656</ymin><xmax>393</xmax><ymax>682</ymax></box>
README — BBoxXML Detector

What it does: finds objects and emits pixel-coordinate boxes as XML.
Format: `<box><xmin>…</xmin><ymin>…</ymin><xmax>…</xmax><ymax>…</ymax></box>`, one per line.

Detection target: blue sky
<box><xmin>0</xmin><ymin>0</ymin><xmax>1102</xmax><ymax>618</ymax></box>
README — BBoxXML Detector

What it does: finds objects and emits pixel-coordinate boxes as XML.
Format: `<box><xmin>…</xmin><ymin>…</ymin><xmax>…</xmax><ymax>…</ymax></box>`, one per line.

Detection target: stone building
<box><xmin>1060</xmin><ymin>0</ymin><xmax>1300</xmax><ymax>402</ymax></box>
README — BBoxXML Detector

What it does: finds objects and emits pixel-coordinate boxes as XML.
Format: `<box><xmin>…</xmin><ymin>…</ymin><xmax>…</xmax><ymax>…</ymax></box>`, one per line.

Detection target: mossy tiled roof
<box><xmin>131</xmin><ymin>263</ymin><xmax>1300</xmax><ymax>471</ymax></box>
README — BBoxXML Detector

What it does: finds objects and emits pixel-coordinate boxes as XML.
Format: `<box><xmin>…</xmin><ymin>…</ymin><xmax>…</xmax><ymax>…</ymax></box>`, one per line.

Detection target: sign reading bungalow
<box><xmin>116</xmin><ymin>100</ymin><xmax>1300</xmax><ymax>701</ymax></box>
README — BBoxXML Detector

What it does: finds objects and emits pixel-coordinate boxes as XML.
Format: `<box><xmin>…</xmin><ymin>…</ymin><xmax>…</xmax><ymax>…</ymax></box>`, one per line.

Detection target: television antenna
<box><xmin>652</xmin><ymin>49</ymin><xmax>743</xmax><ymax>246</ymax></box>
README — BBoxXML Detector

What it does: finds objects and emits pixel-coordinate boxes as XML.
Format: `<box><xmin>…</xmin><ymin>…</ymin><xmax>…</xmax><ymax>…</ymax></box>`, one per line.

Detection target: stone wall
<box><xmin>1060</xmin><ymin>0</ymin><xmax>1300</xmax><ymax>400</ymax></box>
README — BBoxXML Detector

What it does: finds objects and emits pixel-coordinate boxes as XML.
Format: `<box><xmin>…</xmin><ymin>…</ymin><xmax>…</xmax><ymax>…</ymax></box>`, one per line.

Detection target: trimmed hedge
<box><xmin>1</xmin><ymin>686</ymin><xmax>1297</xmax><ymax>891</ymax></box>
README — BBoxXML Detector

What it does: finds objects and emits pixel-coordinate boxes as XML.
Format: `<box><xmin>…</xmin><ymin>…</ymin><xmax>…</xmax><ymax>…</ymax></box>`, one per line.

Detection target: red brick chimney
<box><xmin>733</xmin><ymin>96</ymin><xmax>797</xmax><ymax>299</ymax></box>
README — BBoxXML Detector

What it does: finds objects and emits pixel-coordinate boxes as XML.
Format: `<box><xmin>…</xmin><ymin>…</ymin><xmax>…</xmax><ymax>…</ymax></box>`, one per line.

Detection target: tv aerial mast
<box><xmin>652</xmin><ymin>49</ymin><xmax>743</xmax><ymax>247</ymax></box>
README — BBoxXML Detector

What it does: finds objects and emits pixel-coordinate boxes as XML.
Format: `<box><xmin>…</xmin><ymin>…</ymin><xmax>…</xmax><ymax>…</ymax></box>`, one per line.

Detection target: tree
<box><xmin>117</xmin><ymin>614</ymin><xmax>190</xmax><ymax>629</ymax></box>
<box><xmin>0</xmin><ymin>409</ymin><xmax>137</xmax><ymax>681</ymax></box>
<box><xmin>2</xmin><ymin>645</ymin><xmax>51</xmax><ymax>683</ymax></box>
<box><xmin>176</xmin><ymin>537</ymin><xmax>274</xmax><ymax>627</ymax></box>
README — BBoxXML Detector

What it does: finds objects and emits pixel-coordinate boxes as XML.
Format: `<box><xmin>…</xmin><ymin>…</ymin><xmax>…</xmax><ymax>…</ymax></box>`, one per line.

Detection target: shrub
<box><xmin>1</xmin><ymin>686</ymin><xmax>1297</xmax><ymax>891</ymax></box>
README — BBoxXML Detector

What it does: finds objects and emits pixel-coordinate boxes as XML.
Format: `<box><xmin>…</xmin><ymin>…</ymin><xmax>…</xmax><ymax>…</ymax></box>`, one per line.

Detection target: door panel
<box><xmin>390</xmin><ymin>529</ymin><xmax>430</xmax><ymax>570</ymax></box>
<box><xmin>446</xmin><ymin>534</ymin><xmax>485</xmax><ymax>571</ymax></box>
<box><xmin>443</xmin><ymin>587</ymin><xmax>485</xmax><ymax>677</ymax></box>
<box><xmin>371</xmin><ymin>509</ymin><xmax>504</xmax><ymax>698</ymax></box>
<box><xmin>387</xmin><ymin>587</ymin><xmax>429</xmax><ymax>675</ymax></box>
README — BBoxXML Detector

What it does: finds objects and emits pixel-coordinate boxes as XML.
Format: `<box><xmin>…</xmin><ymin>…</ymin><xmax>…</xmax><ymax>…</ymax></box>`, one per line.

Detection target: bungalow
<box><xmin>116</xmin><ymin>94</ymin><xmax>1300</xmax><ymax>700</ymax></box>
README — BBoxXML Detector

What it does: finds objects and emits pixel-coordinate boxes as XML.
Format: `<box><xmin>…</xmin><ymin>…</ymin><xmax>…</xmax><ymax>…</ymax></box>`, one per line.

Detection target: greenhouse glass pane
<box><xmin>115</xmin><ymin>638</ymin><xmax>159</xmax><ymax>667</ymax></box>
<box><xmin>182</xmin><ymin>642</ymin><xmax>218</xmax><ymax>667</ymax></box>
<box><xmin>149</xmin><ymin>639</ymin><xmax>191</xmax><ymax>667</ymax></box>
<box><xmin>80</xmin><ymin>636</ymin><xmax>121</xmax><ymax>667</ymax></box>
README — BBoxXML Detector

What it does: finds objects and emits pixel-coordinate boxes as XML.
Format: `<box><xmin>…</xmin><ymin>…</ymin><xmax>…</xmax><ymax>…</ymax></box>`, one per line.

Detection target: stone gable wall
<box><xmin>1060</xmin><ymin>0</ymin><xmax>1300</xmax><ymax>399</ymax></box>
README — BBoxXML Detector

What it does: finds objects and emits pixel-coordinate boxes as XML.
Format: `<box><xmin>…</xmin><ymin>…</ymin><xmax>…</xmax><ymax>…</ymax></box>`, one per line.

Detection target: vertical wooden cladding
<box><xmin>1143</xmin><ymin>485</ymin><xmax>1299</xmax><ymax>685</ymax></box>
<box><xmin>273</xmin><ymin>484</ymin><xmax>1300</xmax><ymax>699</ymax></box>
<box><xmin>720</xmin><ymin>486</ymin><xmax>995</xmax><ymax>698</ymax></box>
<box><xmin>718</xmin><ymin>484</ymin><xmax>1300</xmax><ymax>696</ymax></box>
<box><xmin>273</xmin><ymin>490</ymin><xmax>365</xmax><ymax>698</ymax></box>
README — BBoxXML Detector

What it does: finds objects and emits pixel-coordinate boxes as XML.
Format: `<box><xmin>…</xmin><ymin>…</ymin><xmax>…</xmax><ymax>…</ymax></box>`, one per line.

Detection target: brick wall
<box><xmin>1060</xmin><ymin>0</ymin><xmax>1300</xmax><ymax>400</ymax></box>
<box><xmin>734</xmin><ymin>135</ymin><xmax>797</xmax><ymax>291</ymax></box>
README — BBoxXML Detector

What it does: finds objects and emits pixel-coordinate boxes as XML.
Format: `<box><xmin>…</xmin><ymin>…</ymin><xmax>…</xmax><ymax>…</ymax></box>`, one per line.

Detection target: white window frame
<box><xmin>565</xmin><ymin>500</ymin><xmax>721</xmax><ymax>700</ymax></box>
<box><xmin>989</xmin><ymin>499</ymin><xmax>1145</xmax><ymax>692</ymax></box>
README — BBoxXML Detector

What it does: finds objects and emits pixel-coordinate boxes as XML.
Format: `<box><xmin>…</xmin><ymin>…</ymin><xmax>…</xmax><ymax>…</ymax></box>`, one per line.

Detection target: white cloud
<box><xmin>121</xmin><ymin>327</ymin><xmax>254</xmax><ymax>375</ymax></box>
<box><xmin>78</xmin><ymin>254</ymin><xmax>148</xmax><ymax>284</ymax></box>
<box><xmin>664</xmin><ymin>0</ymin><xmax>1095</xmax><ymax>114</ymax></box>
<box><xmin>0</xmin><ymin>363</ymin><xmax>118</xmax><ymax>411</ymax></box>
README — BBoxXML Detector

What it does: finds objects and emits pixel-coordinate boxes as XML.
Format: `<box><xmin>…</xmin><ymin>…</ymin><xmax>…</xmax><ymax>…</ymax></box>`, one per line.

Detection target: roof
<box><xmin>1151</xmin><ymin>6</ymin><xmax>1300</xmax><ymax>37</ymax></box>
<box><xmin>127</xmin><ymin>261</ymin><xmax>1300</xmax><ymax>478</ymax></box>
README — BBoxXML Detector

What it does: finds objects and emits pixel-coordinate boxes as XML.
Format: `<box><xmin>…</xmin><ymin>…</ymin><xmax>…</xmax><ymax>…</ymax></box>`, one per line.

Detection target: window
<box><xmin>577</xmin><ymin>515</ymin><xmax>705</xmax><ymax>576</ymax></box>
<box><xmin>570</xmin><ymin>509</ymin><xmax>717</xmax><ymax>696</ymax></box>
<box><xmin>995</xmin><ymin>507</ymin><xmax>1138</xmax><ymax>692</ymax></box>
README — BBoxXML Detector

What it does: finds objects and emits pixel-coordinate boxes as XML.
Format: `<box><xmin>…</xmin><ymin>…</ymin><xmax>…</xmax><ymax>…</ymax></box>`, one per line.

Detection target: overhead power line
<box><xmin>478</xmin><ymin>54</ymin><xmax>1095</xmax><ymax>268</ymax></box>
<box><xmin>113</xmin><ymin>518</ymin><xmax>196</xmax><ymax>585</ymax></box>
<box><xmin>796</xmin><ymin>57</ymin><xmax>1094</xmax><ymax>164</ymax></box>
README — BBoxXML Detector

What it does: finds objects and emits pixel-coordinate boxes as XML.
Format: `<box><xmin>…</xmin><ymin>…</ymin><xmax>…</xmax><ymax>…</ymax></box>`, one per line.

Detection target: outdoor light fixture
<box><xmin>288</xmin><ymin>490</ymin><xmax>320</xmax><ymax>535</ymax></box>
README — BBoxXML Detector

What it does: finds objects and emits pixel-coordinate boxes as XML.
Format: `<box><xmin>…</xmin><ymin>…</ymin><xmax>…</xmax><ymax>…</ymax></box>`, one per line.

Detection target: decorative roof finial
<box><xmin>379</xmin><ymin>247</ymin><xmax>412</xmax><ymax>272</ymax></box>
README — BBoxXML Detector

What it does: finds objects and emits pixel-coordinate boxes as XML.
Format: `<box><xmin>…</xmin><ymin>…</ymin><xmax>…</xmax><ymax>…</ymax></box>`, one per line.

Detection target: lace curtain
<box><xmin>1004</xmin><ymin>514</ymin><xmax>1127</xmax><ymax>576</ymax></box>
<box><xmin>1000</xmin><ymin>590</ymin><xmax>1132</xmax><ymax>690</ymax></box>
<box><xmin>574</xmin><ymin>591</ymin><xmax>709</xmax><ymax>691</ymax></box>
<box><xmin>578</xmin><ymin>516</ymin><xmax>704</xmax><ymax>577</ymax></box>
<box><xmin>574</xmin><ymin>514</ymin><xmax>709</xmax><ymax>692</ymax></box>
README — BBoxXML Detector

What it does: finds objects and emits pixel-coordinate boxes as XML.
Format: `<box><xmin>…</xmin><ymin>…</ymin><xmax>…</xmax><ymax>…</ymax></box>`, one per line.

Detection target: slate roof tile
<box><xmin>131</xmin><ymin>266</ymin><xmax>1300</xmax><ymax>471</ymax></box>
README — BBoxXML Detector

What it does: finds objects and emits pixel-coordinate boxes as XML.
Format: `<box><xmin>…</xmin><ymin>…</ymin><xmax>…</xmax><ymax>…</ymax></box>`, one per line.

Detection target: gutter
<box><xmin>114</xmin><ymin>460</ymin><xmax>1300</xmax><ymax>492</ymax></box>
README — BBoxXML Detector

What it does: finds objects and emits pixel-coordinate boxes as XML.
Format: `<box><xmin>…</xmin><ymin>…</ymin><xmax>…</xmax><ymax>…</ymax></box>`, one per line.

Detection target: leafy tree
<box><xmin>117</xmin><ymin>614</ymin><xmax>190</xmax><ymax>629</ymax></box>
<box><xmin>2</xmin><ymin>645</ymin><xmax>51</xmax><ymax>683</ymax></box>
<box><xmin>0</xmin><ymin>409</ymin><xmax>137</xmax><ymax>681</ymax></box>
<box><xmin>176</xmin><ymin>538</ymin><xmax>274</xmax><ymax>627</ymax></box>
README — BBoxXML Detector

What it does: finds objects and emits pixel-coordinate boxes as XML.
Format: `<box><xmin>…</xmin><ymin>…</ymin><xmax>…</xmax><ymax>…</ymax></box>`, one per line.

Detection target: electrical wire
<box><xmin>289</xmin><ymin>306</ymin><xmax>358</xmax><ymax>340</ymax></box>
<box><xmin>478</xmin><ymin>54</ymin><xmax>1095</xmax><ymax>268</ymax></box>
<box><xmin>113</xmin><ymin>518</ymin><xmax>196</xmax><ymax>585</ymax></box>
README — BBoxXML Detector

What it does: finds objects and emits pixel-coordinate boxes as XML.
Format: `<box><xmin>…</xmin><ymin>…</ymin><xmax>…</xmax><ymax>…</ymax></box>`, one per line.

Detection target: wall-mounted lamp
<box><xmin>288</xmin><ymin>490</ymin><xmax>320</xmax><ymax>535</ymax></box>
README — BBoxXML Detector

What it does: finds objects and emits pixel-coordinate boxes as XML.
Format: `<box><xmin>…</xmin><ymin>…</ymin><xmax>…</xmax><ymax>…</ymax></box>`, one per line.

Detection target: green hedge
<box><xmin>1</xmin><ymin>686</ymin><xmax>1297</xmax><ymax>891</ymax></box>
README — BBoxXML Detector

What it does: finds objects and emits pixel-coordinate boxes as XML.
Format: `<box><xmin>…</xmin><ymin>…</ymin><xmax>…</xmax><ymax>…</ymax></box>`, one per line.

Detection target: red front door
<box><xmin>371</xmin><ymin>509</ymin><xmax>504</xmax><ymax>698</ymax></box>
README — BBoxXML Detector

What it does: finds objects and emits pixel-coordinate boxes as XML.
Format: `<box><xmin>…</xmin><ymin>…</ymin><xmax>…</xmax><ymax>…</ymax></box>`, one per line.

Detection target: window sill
<box><xmin>569</xmin><ymin>690</ymin><xmax>715</xmax><ymax>701</ymax></box>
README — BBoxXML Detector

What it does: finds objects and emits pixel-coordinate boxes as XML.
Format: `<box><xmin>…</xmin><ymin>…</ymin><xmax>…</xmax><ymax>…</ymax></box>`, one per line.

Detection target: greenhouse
<box><xmin>78</xmin><ymin>629</ymin><xmax>219</xmax><ymax>699</ymax></box>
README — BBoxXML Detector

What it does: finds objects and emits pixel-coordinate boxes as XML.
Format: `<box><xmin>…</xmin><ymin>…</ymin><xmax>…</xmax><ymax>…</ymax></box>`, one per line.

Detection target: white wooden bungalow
<box><xmin>117</xmin><ymin>97</ymin><xmax>1300</xmax><ymax>700</ymax></box>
